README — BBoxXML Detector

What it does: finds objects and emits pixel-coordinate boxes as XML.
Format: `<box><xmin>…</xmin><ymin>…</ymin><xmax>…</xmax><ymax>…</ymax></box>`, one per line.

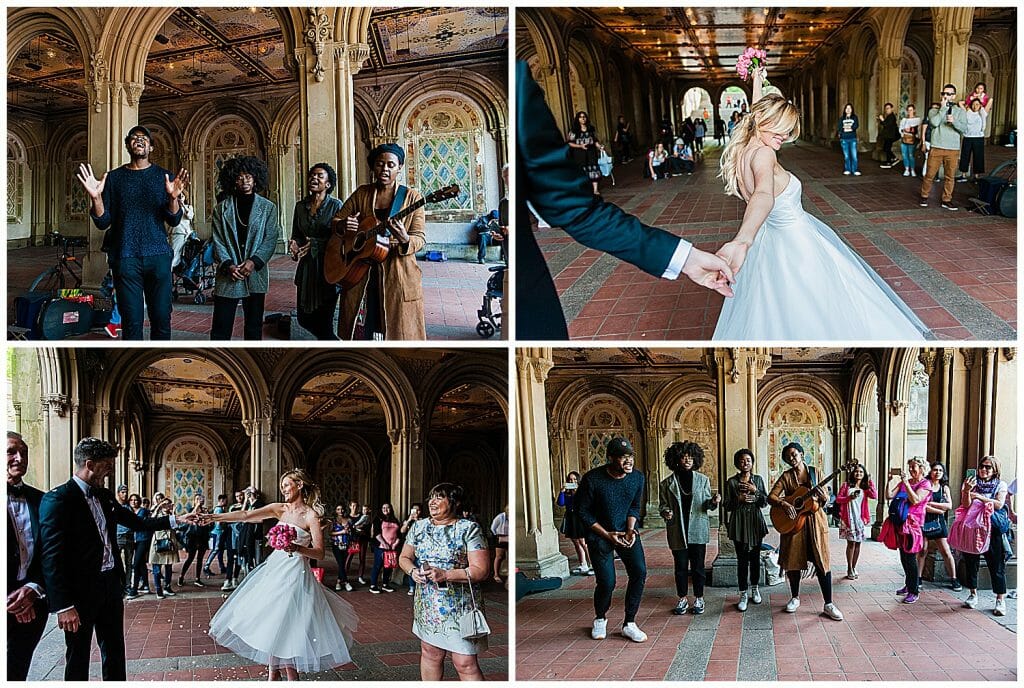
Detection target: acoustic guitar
<box><xmin>323</xmin><ymin>184</ymin><xmax>459</xmax><ymax>289</ymax></box>
<box><xmin>769</xmin><ymin>460</ymin><xmax>857</xmax><ymax>535</ymax></box>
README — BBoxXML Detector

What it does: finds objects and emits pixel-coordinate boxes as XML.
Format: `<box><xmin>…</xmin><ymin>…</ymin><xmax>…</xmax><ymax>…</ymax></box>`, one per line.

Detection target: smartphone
<box><xmin>889</xmin><ymin>468</ymin><xmax>903</xmax><ymax>477</ymax></box>
<box><xmin>564</xmin><ymin>482</ymin><xmax>578</xmax><ymax>491</ymax></box>
<box><xmin>965</xmin><ymin>469</ymin><xmax>977</xmax><ymax>481</ymax></box>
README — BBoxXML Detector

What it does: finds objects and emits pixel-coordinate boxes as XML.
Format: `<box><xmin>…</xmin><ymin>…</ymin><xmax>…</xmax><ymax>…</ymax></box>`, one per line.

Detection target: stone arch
<box><xmin>148</xmin><ymin>423</ymin><xmax>232</xmax><ymax>510</ymax></box>
<box><xmin>849</xmin><ymin>352</ymin><xmax>882</xmax><ymax>476</ymax></box>
<box><xmin>7</xmin><ymin>133</ymin><xmax>30</xmax><ymax>229</ymax></box>
<box><xmin>273</xmin><ymin>350</ymin><xmax>416</xmax><ymax>439</ymax></box>
<box><xmin>663</xmin><ymin>389</ymin><xmax>721</xmax><ymax>488</ymax></box>
<box><xmin>574</xmin><ymin>395</ymin><xmax>642</xmax><ymax>471</ymax></box>
<box><xmin>900</xmin><ymin>45</ymin><xmax>927</xmax><ymax>115</ymax></box>
<box><xmin>333</xmin><ymin>7</ymin><xmax>373</xmax><ymax>46</ymax></box>
<box><xmin>99</xmin><ymin>350</ymin><xmax>267</xmax><ymax>426</ymax></box>
<box><xmin>681</xmin><ymin>86</ymin><xmax>713</xmax><ymax>121</ymax></box>
<box><xmin>54</xmin><ymin>129</ymin><xmax>90</xmax><ymax>226</ymax></box>
<box><xmin>447</xmin><ymin>442</ymin><xmax>504</xmax><ymax>518</ymax></box>
<box><xmin>308</xmin><ymin>431</ymin><xmax>376</xmax><ymax>508</ymax></box>
<box><xmin>516</xmin><ymin>9</ymin><xmax>563</xmax><ymax>74</ymax></box>
<box><xmin>419</xmin><ymin>356</ymin><xmax>508</xmax><ymax>423</ymax></box>
<box><xmin>6</xmin><ymin>8</ymin><xmax>97</xmax><ymax>72</ymax></box>
<box><xmin>758</xmin><ymin>375</ymin><xmax>846</xmax><ymax>481</ymax></box>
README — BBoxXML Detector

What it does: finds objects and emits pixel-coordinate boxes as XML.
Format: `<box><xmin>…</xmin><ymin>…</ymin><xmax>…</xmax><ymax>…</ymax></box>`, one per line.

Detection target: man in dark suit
<box><xmin>516</xmin><ymin>61</ymin><xmax>735</xmax><ymax>339</ymax></box>
<box><xmin>39</xmin><ymin>437</ymin><xmax>197</xmax><ymax>680</ymax></box>
<box><xmin>7</xmin><ymin>431</ymin><xmax>48</xmax><ymax>681</ymax></box>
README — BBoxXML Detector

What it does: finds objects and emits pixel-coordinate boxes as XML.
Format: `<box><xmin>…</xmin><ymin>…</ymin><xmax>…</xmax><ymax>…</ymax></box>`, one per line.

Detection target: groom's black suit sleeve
<box><xmin>516</xmin><ymin>60</ymin><xmax>688</xmax><ymax>340</ymax></box>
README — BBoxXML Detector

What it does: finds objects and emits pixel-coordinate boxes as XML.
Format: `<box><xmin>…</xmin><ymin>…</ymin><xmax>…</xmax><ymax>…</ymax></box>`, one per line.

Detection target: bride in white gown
<box><xmin>713</xmin><ymin>67</ymin><xmax>929</xmax><ymax>341</ymax></box>
<box><xmin>204</xmin><ymin>469</ymin><xmax>358</xmax><ymax>680</ymax></box>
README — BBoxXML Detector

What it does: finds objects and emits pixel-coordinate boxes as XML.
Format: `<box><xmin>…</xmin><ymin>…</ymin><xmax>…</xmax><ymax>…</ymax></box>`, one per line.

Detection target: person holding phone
<box><xmin>958</xmin><ymin>456</ymin><xmax>1010</xmax><ymax>615</ymax></box>
<box><xmin>884</xmin><ymin>457</ymin><xmax>931</xmax><ymax>604</ymax></box>
<box><xmin>398</xmin><ymin>483</ymin><xmax>489</xmax><ymax>680</ymax></box>
<box><xmin>916</xmin><ymin>462</ymin><xmax>960</xmax><ymax>591</ymax></box>
<box><xmin>557</xmin><ymin>471</ymin><xmax>592</xmax><ymax>575</ymax></box>
<box><xmin>836</xmin><ymin>463</ymin><xmax>877</xmax><ymax>579</ymax></box>
<box><xmin>575</xmin><ymin>438</ymin><xmax>649</xmax><ymax>643</ymax></box>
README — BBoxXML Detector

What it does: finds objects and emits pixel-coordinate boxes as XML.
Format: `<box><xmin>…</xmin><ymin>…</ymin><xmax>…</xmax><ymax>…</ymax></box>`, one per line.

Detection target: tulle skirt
<box><xmin>208</xmin><ymin>549</ymin><xmax>358</xmax><ymax>673</ymax></box>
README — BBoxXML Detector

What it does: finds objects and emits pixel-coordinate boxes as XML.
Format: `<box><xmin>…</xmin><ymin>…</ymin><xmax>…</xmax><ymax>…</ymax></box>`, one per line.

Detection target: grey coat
<box><xmin>211</xmin><ymin>194</ymin><xmax>280</xmax><ymax>298</ymax></box>
<box><xmin>659</xmin><ymin>471</ymin><xmax>715</xmax><ymax>549</ymax></box>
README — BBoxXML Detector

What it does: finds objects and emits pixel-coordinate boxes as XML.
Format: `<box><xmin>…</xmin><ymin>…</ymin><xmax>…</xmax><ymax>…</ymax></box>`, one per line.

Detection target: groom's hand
<box><xmin>681</xmin><ymin>248</ymin><xmax>735</xmax><ymax>298</ymax></box>
<box><xmin>58</xmin><ymin>608</ymin><xmax>81</xmax><ymax>633</ymax></box>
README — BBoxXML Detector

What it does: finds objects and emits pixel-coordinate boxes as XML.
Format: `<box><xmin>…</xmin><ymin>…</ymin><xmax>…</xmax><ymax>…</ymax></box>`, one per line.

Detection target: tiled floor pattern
<box><xmin>517</xmin><ymin>526</ymin><xmax>1016</xmax><ymax>681</ymax></box>
<box><xmin>535</xmin><ymin>143</ymin><xmax>1017</xmax><ymax>340</ymax></box>
<box><xmin>8</xmin><ymin>251</ymin><xmax>502</xmax><ymax>340</ymax></box>
<box><xmin>26</xmin><ymin>558</ymin><xmax>508</xmax><ymax>680</ymax></box>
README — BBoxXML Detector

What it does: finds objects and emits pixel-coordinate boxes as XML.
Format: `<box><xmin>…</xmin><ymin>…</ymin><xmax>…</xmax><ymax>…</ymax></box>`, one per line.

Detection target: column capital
<box><xmin>303</xmin><ymin>7</ymin><xmax>333</xmax><ymax>82</ymax></box>
<box><xmin>42</xmin><ymin>393</ymin><xmax>70</xmax><ymax>417</ymax></box>
<box><xmin>918</xmin><ymin>349</ymin><xmax>937</xmax><ymax>375</ymax></box>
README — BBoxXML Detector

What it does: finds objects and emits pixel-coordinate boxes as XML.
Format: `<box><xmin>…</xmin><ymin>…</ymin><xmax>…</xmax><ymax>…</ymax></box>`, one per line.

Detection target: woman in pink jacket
<box><xmin>836</xmin><ymin>463</ymin><xmax>877</xmax><ymax>579</ymax></box>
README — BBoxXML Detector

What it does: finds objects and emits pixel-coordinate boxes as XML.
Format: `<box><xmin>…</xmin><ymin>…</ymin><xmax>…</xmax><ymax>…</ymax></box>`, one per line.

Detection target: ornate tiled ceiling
<box><xmin>289</xmin><ymin>372</ymin><xmax>386</xmax><ymax>425</ymax></box>
<box><xmin>135</xmin><ymin>356</ymin><xmax>239</xmax><ymax>416</ymax></box>
<box><xmin>578</xmin><ymin>7</ymin><xmax>860</xmax><ymax>77</ymax></box>
<box><xmin>562</xmin><ymin>7</ymin><xmax>1014</xmax><ymax>79</ymax></box>
<box><xmin>8</xmin><ymin>7</ymin><xmax>508</xmax><ymax>116</ymax></box>
<box><xmin>431</xmin><ymin>383</ymin><xmax>505</xmax><ymax>433</ymax></box>
<box><xmin>551</xmin><ymin>348</ymin><xmax>857</xmax><ymax>366</ymax></box>
<box><xmin>368</xmin><ymin>7</ymin><xmax>508</xmax><ymax>70</ymax></box>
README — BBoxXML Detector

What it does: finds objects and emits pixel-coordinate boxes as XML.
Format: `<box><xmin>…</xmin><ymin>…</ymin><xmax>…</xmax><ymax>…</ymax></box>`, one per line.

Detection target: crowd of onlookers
<box><xmin>114</xmin><ymin>486</ymin><xmax>510</xmax><ymax>600</ymax></box>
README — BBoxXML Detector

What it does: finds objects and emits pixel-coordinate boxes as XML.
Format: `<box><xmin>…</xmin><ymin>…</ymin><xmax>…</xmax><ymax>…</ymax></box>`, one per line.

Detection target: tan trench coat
<box><xmin>768</xmin><ymin>467</ymin><xmax>831</xmax><ymax>573</ymax></box>
<box><xmin>336</xmin><ymin>184</ymin><xmax>426</xmax><ymax>340</ymax></box>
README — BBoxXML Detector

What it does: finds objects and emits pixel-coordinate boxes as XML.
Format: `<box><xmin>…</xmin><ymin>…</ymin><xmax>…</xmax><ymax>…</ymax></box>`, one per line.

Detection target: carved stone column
<box><xmin>266</xmin><ymin>139</ymin><xmax>291</xmax><ymax>252</ymax></box>
<box><xmin>931</xmin><ymin>8</ymin><xmax>973</xmax><ymax>97</ymax></box>
<box><xmin>243</xmin><ymin>399</ymin><xmax>279</xmax><ymax>494</ymax></box>
<box><xmin>516</xmin><ymin>348</ymin><xmax>569</xmax><ymax>578</ymax></box>
<box><xmin>642</xmin><ymin>412</ymin><xmax>664</xmax><ymax>528</ymax></box>
<box><xmin>41</xmin><ymin>393</ymin><xmax>73</xmax><ymax>488</ymax></box>
<box><xmin>389</xmin><ymin>415</ymin><xmax>425</xmax><ymax>518</ymax></box>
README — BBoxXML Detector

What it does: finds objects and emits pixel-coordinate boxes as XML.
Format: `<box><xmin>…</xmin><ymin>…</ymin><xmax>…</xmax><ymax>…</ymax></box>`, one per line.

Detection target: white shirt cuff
<box><xmin>24</xmin><ymin>582</ymin><xmax>45</xmax><ymax>599</ymax></box>
<box><xmin>660</xmin><ymin>239</ymin><xmax>693</xmax><ymax>280</ymax></box>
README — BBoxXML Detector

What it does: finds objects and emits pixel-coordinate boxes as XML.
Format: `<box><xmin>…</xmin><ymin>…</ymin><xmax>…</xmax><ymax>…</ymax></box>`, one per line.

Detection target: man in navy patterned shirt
<box><xmin>76</xmin><ymin>125</ymin><xmax>190</xmax><ymax>340</ymax></box>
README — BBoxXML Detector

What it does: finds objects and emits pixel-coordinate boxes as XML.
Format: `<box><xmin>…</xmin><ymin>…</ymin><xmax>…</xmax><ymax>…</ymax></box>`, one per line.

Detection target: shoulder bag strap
<box><xmin>465</xmin><ymin>568</ymin><xmax>478</xmax><ymax>611</ymax></box>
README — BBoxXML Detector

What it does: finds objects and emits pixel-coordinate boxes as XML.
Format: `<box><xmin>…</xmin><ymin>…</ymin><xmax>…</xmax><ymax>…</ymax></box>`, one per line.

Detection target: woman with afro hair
<box><xmin>658</xmin><ymin>441</ymin><xmax>720</xmax><ymax>616</ymax></box>
<box><xmin>210</xmin><ymin>155</ymin><xmax>280</xmax><ymax>339</ymax></box>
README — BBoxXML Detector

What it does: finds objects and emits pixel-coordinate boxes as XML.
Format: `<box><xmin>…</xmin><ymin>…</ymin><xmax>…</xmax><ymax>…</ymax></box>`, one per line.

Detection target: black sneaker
<box><xmin>369</xmin><ymin>586</ymin><xmax>382</xmax><ymax>594</ymax></box>
<box><xmin>163</xmin><ymin>589</ymin><xmax>176</xmax><ymax>597</ymax></box>
<box><xmin>125</xmin><ymin>591</ymin><xmax>139</xmax><ymax>600</ymax></box>
<box><xmin>202</xmin><ymin>568</ymin><xmax>213</xmax><ymax>577</ymax></box>
<box><xmin>382</xmin><ymin>585</ymin><xmax>395</xmax><ymax>593</ymax></box>
<box><xmin>951</xmin><ymin>581</ymin><xmax>963</xmax><ymax>592</ymax></box>
<box><xmin>918</xmin><ymin>198</ymin><xmax>929</xmax><ymax>207</ymax></box>
<box><xmin>941</xmin><ymin>202</ymin><xmax>959</xmax><ymax>211</ymax></box>
<box><xmin>194</xmin><ymin>580</ymin><xmax>206</xmax><ymax>588</ymax></box>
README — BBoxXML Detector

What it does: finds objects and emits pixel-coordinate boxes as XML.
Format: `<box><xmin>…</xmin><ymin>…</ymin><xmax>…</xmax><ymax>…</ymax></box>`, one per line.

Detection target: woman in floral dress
<box><xmin>399</xmin><ymin>483</ymin><xmax>489</xmax><ymax>680</ymax></box>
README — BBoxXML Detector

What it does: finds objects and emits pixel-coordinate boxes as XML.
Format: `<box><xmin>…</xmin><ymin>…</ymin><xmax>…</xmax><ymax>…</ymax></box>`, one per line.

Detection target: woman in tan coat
<box><xmin>335</xmin><ymin>143</ymin><xmax>426</xmax><ymax>340</ymax></box>
<box><xmin>767</xmin><ymin>442</ymin><xmax>844</xmax><ymax>621</ymax></box>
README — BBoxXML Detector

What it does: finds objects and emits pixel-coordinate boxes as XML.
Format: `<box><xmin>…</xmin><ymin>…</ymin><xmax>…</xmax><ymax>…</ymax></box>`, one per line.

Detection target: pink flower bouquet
<box><xmin>737</xmin><ymin>47</ymin><xmax>769</xmax><ymax>85</ymax></box>
<box><xmin>268</xmin><ymin>523</ymin><xmax>297</xmax><ymax>556</ymax></box>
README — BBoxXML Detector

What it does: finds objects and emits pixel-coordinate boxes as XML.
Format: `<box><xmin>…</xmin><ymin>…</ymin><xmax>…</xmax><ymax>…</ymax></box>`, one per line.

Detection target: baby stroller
<box><xmin>476</xmin><ymin>264</ymin><xmax>505</xmax><ymax>338</ymax></box>
<box><xmin>172</xmin><ymin>233</ymin><xmax>216</xmax><ymax>304</ymax></box>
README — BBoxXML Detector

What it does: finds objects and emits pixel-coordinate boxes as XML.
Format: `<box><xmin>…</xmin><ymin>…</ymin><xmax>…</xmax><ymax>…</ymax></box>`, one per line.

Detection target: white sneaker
<box><xmin>344</xmin><ymin>582</ymin><xmax>353</xmax><ymax>592</ymax></box>
<box><xmin>750</xmin><ymin>586</ymin><xmax>762</xmax><ymax>604</ymax></box>
<box><xmin>585</xmin><ymin>567</ymin><xmax>595</xmax><ymax>576</ymax></box>
<box><xmin>621</xmin><ymin>622</ymin><xmax>648</xmax><ymax>643</ymax></box>
<box><xmin>843</xmin><ymin>170</ymin><xmax>851</xmax><ymax>175</ymax></box>
<box><xmin>221</xmin><ymin>580</ymin><xmax>232</xmax><ymax>591</ymax></box>
<box><xmin>358</xmin><ymin>577</ymin><xmax>367</xmax><ymax>585</ymax></box>
<box><xmin>964</xmin><ymin>593</ymin><xmax>978</xmax><ymax>609</ymax></box>
<box><xmin>823</xmin><ymin>603</ymin><xmax>844</xmax><ymax>621</ymax></box>
<box><xmin>591</xmin><ymin>618</ymin><xmax>607</xmax><ymax>640</ymax></box>
<box><xmin>335</xmin><ymin>581</ymin><xmax>342</xmax><ymax>591</ymax></box>
<box><xmin>994</xmin><ymin>598</ymin><xmax>1006</xmax><ymax>616</ymax></box>
<box><xmin>571</xmin><ymin>566</ymin><xmax>584</xmax><ymax>575</ymax></box>
<box><xmin>785</xmin><ymin>597</ymin><xmax>800</xmax><ymax>613</ymax></box>
<box><xmin>853</xmin><ymin>171</ymin><xmax>862</xmax><ymax>176</ymax></box>
<box><xmin>903</xmin><ymin>170</ymin><xmax>911</xmax><ymax>177</ymax></box>
<box><xmin>737</xmin><ymin>592</ymin><xmax>748</xmax><ymax>612</ymax></box>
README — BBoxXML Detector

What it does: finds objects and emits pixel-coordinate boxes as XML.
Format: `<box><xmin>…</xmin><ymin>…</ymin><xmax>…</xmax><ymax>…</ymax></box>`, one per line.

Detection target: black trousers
<box><xmin>899</xmin><ymin>548</ymin><xmax>920</xmax><ymax>594</ymax></box>
<box><xmin>7</xmin><ymin>593</ymin><xmax>47</xmax><ymax>680</ymax></box>
<box><xmin>64</xmin><ymin>570</ymin><xmax>127</xmax><ymax>680</ymax></box>
<box><xmin>210</xmin><ymin>293</ymin><xmax>266</xmax><ymax>340</ymax></box>
<box><xmin>882</xmin><ymin>137</ymin><xmax>898</xmax><ymax>163</ymax></box>
<box><xmin>787</xmin><ymin>569</ymin><xmax>833</xmax><ymax>605</ymax></box>
<box><xmin>297</xmin><ymin>295</ymin><xmax>340</xmax><ymax>340</ymax></box>
<box><xmin>734</xmin><ymin>540</ymin><xmax>763</xmax><ymax>590</ymax></box>
<box><xmin>672</xmin><ymin>543</ymin><xmax>707</xmax><ymax>597</ymax></box>
<box><xmin>131</xmin><ymin>539</ymin><xmax>151</xmax><ymax>590</ymax></box>
<box><xmin>958</xmin><ymin>136</ymin><xmax>985</xmax><ymax>176</ymax></box>
<box><xmin>960</xmin><ymin>531</ymin><xmax>1008</xmax><ymax>594</ymax></box>
<box><xmin>180</xmin><ymin>544</ymin><xmax>209</xmax><ymax>581</ymax></box>
<box><xmin>588</xmin><ymin>535</ymin><xmax>646</xmax><ymax>624</ymax></box>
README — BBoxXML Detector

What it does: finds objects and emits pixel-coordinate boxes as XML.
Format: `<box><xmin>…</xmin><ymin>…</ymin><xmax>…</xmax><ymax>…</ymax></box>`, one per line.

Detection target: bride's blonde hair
<box><xmin>718</xmin><ymin>94</ymin><xmax>800</xmax><ymax>198</ymax></box>
<box><xmin>281</xmin><ymin>469</ymin><xmax>326</xmax><ymax>519</ymax></box>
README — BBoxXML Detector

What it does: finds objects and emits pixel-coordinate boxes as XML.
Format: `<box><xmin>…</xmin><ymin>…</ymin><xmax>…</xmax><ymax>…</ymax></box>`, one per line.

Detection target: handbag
<box><xmin>347</xmin><ymin>541</ymin><xmax>361</xmax><ymax>554</ymax></box>
<box><xmin>991</xmin><ymin>508</ymin><xmax>1012</xmax><ymax>535</ymax></box>
<box><xmin>921</xmin><ymin>517</ymin><xmax>944</xmax><ymax>537</ymax></box>
<box><xmin>383</xmin><ymin>549</ymin><xmax>398</xmax><ymax>569</ymax></box>
<box><xmin>459</xmin><ymin>570</ymin><xmax>491</xmax><ymax>641</ymax></box>
<box><xmin>901</xmin><ymin>132</ymin><xmax>917</xmax><ymax>145</ymax></box>
<box><xmin>155</xmin><ymin>537</ymin><xmax>175</xmax><ymax>553</ymax></box>
<box><xmin>948</xmin><ymin>501</ymin><xmax>993</xmax><ymax>555</ymax></box>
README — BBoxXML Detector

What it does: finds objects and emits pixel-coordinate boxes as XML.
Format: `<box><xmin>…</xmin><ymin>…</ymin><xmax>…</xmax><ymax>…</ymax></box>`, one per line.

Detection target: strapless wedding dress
<box><xmin>713</xmin><ymin>174</ymin><xmax>929</xmax><ymax>340</ymax></box>
<box><xmin>208</xmin><ymin>525</ymin><xmax>358</xmax><ymax>672</ymax></box>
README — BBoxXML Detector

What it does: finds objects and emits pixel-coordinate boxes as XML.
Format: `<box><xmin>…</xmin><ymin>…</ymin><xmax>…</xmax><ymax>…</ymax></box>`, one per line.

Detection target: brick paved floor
<box><xmin>536</xmin><ymin>142</ymin><xmax>1017</xmax><ymax>341</ymax></box>
<box><xmin>26</xmin><ymin>559</ymin><xmax>508</xmax><ymax>680</ymax></box>
<box><xmin>7</xmin><ymin>252</ymin><xmax>502</xmax><ymax>341</ymax></box>
<box><xmin>517</xmin><ymin>526</ymin><xmax>1016</xmax><ymax>681</ymax></box>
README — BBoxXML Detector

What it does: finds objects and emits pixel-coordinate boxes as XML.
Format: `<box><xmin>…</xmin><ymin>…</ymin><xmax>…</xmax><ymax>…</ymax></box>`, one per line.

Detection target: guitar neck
<box><xmin>373</xmin><ymin>197</ymin><xmax>426</xmax><ymax>235</ymax></box>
